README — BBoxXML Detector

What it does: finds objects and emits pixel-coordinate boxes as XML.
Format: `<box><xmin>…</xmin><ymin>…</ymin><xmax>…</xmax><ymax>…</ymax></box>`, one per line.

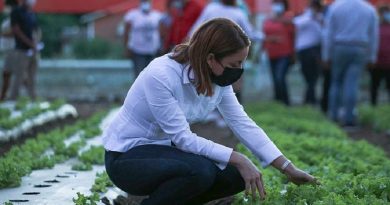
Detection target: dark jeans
<box><xmin>369</xmin><ymin>67</ymin><xmax>390</xmax><ymax>105</ymax></box>
<box><xmin>321</xmin><ymin>68</ymin><xmax>331</xmax><ymax>113</ymax></box>
<box><xmin>298</xmin><ymin>46</ymin><xmax>321</xmax><ymax>105</ymax></box>
<box><xmin>270</xmin><ymin>56</ymin><xmax>291</xmax><ymax>105</ymax></box>
<box><xmin>131</xmin><ymin>51</ymin><xmax>155</xmax><ymax>79</ymax></box>
<box><xmin>105</xmin><ymin>145</ymin><xmax>245</xmax><ymax>205</ymax></box>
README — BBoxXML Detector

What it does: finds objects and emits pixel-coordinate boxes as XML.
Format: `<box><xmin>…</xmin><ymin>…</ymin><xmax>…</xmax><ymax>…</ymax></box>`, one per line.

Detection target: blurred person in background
<box><xmin>322</xmin><ymin>0</ymin><xmax>379</xmax><ymax>126</ymax></box>
<box><xmin>320</xmin><ymin>2</ymin><xmax>332</xmax><ymax>113</ymax></box>
<box><xmin>103</xmin><ymin>18</ymin><xmax>317</xmax><ymax>205</ymax></box>
<box><xmin>124</xmin><ymin>0</ymin><xmax>162</xmax><ymax>79</ymax></box>
<box><xmin>369</xmin><ymin>4</ymin><xmax>390</xmax><ymax>106</ymax></box>
<box><xmin>159</xmin><ymin>0</ymin><xmax>175</xmax><ymax>55</ymax></box>
<box><xmin>9</xmin><ymin>0</ymin><xmax>41</xmax><ymax>100</ymax></box>
<box><xmin>293</xmin><ymin>0</ymin><xmax>324</xmax><ymax>105</ymax></box>
<box><xmin>188</xmin><ymin>0</ymin><xmax>264</xmax><ymax>103</ymax></box>
<box><xmin>0</xmin><ymin>0</ymin><xmax>18</xmax><ymax>101</ymax></box>
<box><xmin>166</xmin><ymin>0</ymin><xmax>203</xmax><ymax>49</ymax></box>
<box><xmin>263</xmin><ymin>0</ymin><xmax>295</xmax><ymax>105</ymax></box>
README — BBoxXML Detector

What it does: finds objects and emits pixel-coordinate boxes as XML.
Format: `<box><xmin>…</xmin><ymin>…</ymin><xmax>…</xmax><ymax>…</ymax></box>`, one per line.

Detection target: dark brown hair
<box><xmin>170</xmin><ymin>18</ymin><xmax>250</xmax><ymax>96</ymax></box>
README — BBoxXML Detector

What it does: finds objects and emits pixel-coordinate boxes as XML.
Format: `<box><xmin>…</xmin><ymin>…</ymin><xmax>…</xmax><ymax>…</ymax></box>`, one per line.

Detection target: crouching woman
<box><xmin>103</xmin><ymin>18</ymin><xmax>317</xmax><ymax>205</ymax></box>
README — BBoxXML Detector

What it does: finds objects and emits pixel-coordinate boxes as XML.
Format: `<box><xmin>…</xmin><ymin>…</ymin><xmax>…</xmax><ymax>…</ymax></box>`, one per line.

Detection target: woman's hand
<box><xmin>271</xmin><ymin>156</ymin><xmax>319</xmax><ymax>185</ymax></box>
<box><xmin>284</xmin><ymin>164</ymin><xmax>319</xmax><ymax>185</ymax></box>
<box><xmin>229</xmin><ymin>151</ymin><xmax>266</xmax><ymax>201</ymax></box>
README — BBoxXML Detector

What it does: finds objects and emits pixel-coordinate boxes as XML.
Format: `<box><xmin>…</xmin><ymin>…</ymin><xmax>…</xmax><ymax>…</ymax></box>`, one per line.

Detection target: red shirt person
<box><xmin>263</xmin><ymin>0</ymin><xmax>295</xmax><ymax>105</ymax></box>
<box><xmin>167</xmin><ymin>0</ymin><xmax>203</xmax><ymax>49</ymax></box>
<box><xmin>369</xmin><ymin>4</ymin><xmax>390</xmax><ymax>105</ymax></box>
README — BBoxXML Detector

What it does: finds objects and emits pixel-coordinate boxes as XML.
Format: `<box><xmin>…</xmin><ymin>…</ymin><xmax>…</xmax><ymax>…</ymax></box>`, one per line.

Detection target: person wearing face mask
<box><xmin>9</xmin><ymin>0</ymin><xmax>41</xmax><ymax>100</ymax></box>
<box><xmin>186</xmin><ymin>0</ymin><xmax>263</xmax><ymax>127</ymax></box>
<box><xmin>103</xmin><ymin>18</ymin><xmax>317</xmax><ymax>205</ymax></box>
<box><xmin>263</xmin><ymin>0</ymin><xmax>295</xmax><ymax>105</ymax></box>
<box><xmin>368</xmin><ymin>4</ymin><xmax>390</xmax><ymax>105</ymax></box>
<box><xmin>293</xmin><ymin>0</ymin><xmax>324</xmax><ymax>105</ymax></box>
<box><xmin>123</xmin><ymin>0</ymin><xmax>162</xmax><ymax>79</ymax></box>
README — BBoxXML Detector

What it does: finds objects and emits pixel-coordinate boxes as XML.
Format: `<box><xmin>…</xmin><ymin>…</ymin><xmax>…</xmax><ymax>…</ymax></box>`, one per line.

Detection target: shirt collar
<box><xmin>182</xmin><ymin>64</ymin><xmax>194</xmax><ymax>85</ymax></box>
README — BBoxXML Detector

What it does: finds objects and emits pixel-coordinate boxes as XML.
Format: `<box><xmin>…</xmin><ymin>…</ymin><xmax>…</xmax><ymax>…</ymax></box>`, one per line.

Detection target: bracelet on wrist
<box><xmin>281</xmin><ymin>159</ymin><xmax>291</xmax><ymax>173</ymax></box>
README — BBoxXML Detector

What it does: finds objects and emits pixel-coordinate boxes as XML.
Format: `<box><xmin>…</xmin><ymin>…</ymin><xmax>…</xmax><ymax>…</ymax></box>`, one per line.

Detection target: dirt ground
<box><xmin>345</xmin><ymin>126</ymin><xmax>390</xmax><ymax>158</ymax></box>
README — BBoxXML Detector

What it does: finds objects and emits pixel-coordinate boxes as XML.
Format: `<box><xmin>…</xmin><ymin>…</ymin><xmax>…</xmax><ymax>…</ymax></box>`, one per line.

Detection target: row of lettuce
<box><xmin>232</xmin><ymin>103</ymin><xmax>390</xmax><ymax>204</ymax></box>
<box><xmin>0</xmin><ymin>110</ymin><xmax>105</xmax><ymax>189</ymax></box>
<box><xmin>0</xmin><ymin>97</ymin><xmax>78</xmax><ymax>143</ymax></box>
<box><xmin>0</xmin><ymin>99</ymin><xmax>115</xmax><ymax>205</ymax></box>
<box><xmin>0</xmin><ymin>97</ymin><xmax>70</xmax><ymax>130</ymax></box>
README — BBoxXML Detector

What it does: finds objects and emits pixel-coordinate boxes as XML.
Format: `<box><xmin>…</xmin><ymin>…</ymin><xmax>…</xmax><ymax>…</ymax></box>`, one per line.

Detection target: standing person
<box><xmin>166</xmin><ymin>0</ymin><xmax>203</xmax><ymax>49</ymax></box>
<box><xmin>0</xmin><ymin>0</ymin><xmax>18</xmax><ymax>101</ymax></box>
<box><xmin>293</xmin><ymin>0</ymin><xmax>324</xmax><ymax>105</ymax></box>
<box><xmin>322</xmin><ymin>0</ymin><xmax>379</xmax><ymax>126</ymax></box>
<box><xmin>263</xmin><ymin>0</ymin><xmax>295</xmax><ymax>105</ymax></box>
<box><xmin>369</xmin><ymin>4</ymin><xmax>390</xmax><ymax>105</ymax></box>
<box><xmin>320</xmin><ymin>4</ymin><xmax>332</xmax><ymax>113</ymax></box>
<box><xmin>9</xmin><ymin>0</ymin><xmax>40</xmax><ymax>100</ymax></box>
<box><xmin>103</xmin><ymin>18</ymin><xmax>317</xmax><ymax>205</ymax></box>
<box><xmin>124</xmin><ymin>0</ymin><xmax>162</xmax><ymax>79</ymax></box>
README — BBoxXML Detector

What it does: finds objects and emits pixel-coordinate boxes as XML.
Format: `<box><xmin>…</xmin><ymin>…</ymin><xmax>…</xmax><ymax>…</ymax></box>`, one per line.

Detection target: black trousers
<box><xmin>298</xmin><ymin>46</ymin><xmax>321</xmax><ymax>105</ymax></box>
<box><xmin>369</xmin><ymin>67</ymin><xmax>390</xmax><ymax>105</ymax></box>
<box><xmin>105</xmin><ymin>145</ymin><xmax>245</xmax><ymax>205</ymax></box>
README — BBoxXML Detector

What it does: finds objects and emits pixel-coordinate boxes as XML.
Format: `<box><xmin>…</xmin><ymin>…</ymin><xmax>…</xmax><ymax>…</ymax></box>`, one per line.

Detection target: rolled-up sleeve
<box><xmin>143</xmin><ymin>69</ymin><xmax>233</xmax><ymax>169</ymax></box>
<box><xmin>217</xmin><ymin>86</ymin><xmax>282</xmax><ymax>167</ymax></box>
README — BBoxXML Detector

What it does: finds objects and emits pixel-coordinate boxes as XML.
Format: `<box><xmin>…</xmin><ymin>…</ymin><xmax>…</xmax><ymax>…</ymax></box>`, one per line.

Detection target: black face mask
<box><xmin>210</xmin><ymin>63</ymin><xmax>244</xmax><ymax>87</ymax></box>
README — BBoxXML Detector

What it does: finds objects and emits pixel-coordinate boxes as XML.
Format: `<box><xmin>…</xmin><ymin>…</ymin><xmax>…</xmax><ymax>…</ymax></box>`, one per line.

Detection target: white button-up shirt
<box><xmin>102</xmin><ymin>54</ymin><xmax>282</xmax><ymax>169</ymax></box>
<box><xmin>293</xmin><ymin>9</ymin><xmax>323</xmax><ymax>51</ymax></box>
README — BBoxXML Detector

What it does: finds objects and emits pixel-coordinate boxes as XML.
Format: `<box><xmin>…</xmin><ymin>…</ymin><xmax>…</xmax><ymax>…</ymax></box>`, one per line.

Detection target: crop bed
<box><xmin>233</xmin><ymin>103</ymin><xmax>390</xmax><ymax>204</ymax></box>
<box><xmin>0</xmin><ymin>102</ymin><xmax>389</xmax><ymax>205</ymax></box>
<box><xmin>0</xmin><ymin>98</ymin><xmax>78</xmax><ymax>143</ymax></box>
<box><xmin>0</xmin><ymin>102</ymin><xmax>123</xmax><ymax>205</ymax></box>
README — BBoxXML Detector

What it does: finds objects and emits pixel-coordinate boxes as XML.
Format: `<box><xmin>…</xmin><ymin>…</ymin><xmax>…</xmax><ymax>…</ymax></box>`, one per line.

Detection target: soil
<box><xmin>344</xmin><ymin>126</ymin><xmax>390</xmax><ymax>157</ymax></box>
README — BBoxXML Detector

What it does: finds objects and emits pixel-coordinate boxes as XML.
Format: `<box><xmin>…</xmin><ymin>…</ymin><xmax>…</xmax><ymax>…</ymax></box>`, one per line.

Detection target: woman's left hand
<box><xmin>284</xmin><ymin>165</ymin><xmax>319</xmax><ymax>185</ymax></box>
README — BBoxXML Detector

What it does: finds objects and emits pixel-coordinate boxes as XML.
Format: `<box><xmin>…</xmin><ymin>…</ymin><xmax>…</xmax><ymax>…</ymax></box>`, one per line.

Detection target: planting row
<box><xmin>0</xmin><ymin>108</ymin><xmax>125</xmax><ymax>205</ymax></box>
<box><xmin>0</xmin><ymin>98</ymin><xmax>78</xmax><ymax>143</ymax></box>
<box><xmin>233</xmin><ymin>103</ymin><xmax>390</xmax><ymax>204</ymax></box>
<box><xmin>0</xmin><ymin>109</ymin><xmax>105</xmax><ymax>189</ymax></box>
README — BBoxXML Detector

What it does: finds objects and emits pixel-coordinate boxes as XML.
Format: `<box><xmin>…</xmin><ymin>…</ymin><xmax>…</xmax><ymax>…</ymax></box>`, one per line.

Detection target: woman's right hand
<box><xmin>229</xmin><ymin>151</ymin><xmax>266</xmax><ymax>201</ymax></box>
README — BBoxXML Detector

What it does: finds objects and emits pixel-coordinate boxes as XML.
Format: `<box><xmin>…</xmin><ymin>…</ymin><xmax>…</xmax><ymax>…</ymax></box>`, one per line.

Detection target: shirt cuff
<box><xmin>208</xmin><ymin>143</ymin><xmax>233</xmax><ymax>170</ymax></box>
<box><xmin>257</xmin><ymin>142</ymin><xmax>283</xmax><ymax>168</ymax></box>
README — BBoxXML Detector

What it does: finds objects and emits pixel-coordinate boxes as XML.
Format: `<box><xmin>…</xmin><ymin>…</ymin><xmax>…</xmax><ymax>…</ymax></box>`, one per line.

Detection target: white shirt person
<box><xmin>103</xmin><ymin>18</ymin><xmax>317</xmax><ymax>205</ymax></box>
